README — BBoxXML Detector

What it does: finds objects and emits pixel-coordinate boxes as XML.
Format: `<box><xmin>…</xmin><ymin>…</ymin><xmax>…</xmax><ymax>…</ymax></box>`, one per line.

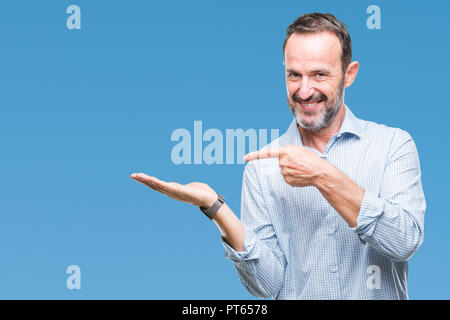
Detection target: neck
<box><xmin>298</xmin><ymin>104</ymin><xmax>347</xmax><ymax>154</ymax></box>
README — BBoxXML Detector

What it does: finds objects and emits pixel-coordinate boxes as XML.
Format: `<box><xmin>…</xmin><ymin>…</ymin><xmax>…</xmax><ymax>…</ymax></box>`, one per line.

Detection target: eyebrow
<box><xmin>286</xmin><ymin>68</ymin><xmax>330</xmax><ymax>75</ymax></box>
<box><xmin>311</xmin><ymin>69</ymin><xmax>330</xmax><ymax>75</ymax></box>
<box><xmin>286</xmin><ymin>68</ymin><xmax>299</xmax><ymax>74</ymax></box>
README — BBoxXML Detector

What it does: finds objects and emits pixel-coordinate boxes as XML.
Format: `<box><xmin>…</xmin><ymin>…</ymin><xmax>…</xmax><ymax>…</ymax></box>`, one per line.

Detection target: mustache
<box><xmin>292</xmin><ymin>92</ymin><xmax>327</xmax><ymax>103</ymax></box>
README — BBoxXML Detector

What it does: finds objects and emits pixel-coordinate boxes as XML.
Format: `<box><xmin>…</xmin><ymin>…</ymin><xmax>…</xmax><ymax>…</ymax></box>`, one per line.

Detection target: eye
<box><xmin>315</xmin><ymin>73</ymin><xmax>326</xmax><ymax>80</ymax></box>
<box><xmin>288</xmin><ymin>72</ymin><xmax>301</xmax><ymax>79</ymax></box>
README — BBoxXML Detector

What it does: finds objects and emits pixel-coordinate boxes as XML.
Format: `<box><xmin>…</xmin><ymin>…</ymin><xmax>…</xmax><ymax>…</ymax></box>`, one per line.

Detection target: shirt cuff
<box><xmin>222</xmin><ymin>224</ymin><xmax>259</xmax><ymax>262</ymax></box>
<box><xmin>350</xmin><ymin>190</ymin><xmax>386</xmax><ymax>244</ymax></box>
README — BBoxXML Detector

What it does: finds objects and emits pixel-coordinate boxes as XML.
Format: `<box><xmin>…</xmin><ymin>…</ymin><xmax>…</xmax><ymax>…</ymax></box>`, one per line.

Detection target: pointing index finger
<box><xmin>244</xmin><ymin>148</ymin><xmax>281</xmax><ymax>162</ymax></box>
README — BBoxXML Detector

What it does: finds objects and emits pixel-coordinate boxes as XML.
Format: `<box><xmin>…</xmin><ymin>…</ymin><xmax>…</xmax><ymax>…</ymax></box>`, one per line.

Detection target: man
<box><xmin>131</xmin><ymin>13</ymin><xmax>426</xmax><ymax>299</ymax></box>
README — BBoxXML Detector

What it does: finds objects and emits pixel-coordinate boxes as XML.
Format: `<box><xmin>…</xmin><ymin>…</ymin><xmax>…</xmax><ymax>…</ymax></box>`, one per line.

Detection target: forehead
<box><xmin>284</xmin><ymin>31</ymin><xmax>342</xmax><ymax>70</ymax></box>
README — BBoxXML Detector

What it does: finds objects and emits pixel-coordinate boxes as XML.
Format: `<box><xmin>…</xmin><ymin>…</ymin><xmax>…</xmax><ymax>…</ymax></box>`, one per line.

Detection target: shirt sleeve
<box><xmin>221</xmin><ymin>161</ymin><xmax>287</xmax><ymax>298</ymax></box>
<box><xmin>351</xmin><ymin>129</ymin><xmax>426</xmax><ymax>261</ymax></box>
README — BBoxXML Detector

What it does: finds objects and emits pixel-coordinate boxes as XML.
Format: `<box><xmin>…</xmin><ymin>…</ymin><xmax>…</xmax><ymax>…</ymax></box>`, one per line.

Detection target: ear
<box><xmin>344</xmin><ymin>61</ymin><xmax>359</xmax><ymax>88</ymax></box>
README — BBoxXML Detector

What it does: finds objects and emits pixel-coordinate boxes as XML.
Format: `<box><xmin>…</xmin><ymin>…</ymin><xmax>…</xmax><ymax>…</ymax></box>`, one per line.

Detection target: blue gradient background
<box><xmin>0</xmin><ymin>0</ymin><xmax>448</xmax><ymax>299</ymax></box>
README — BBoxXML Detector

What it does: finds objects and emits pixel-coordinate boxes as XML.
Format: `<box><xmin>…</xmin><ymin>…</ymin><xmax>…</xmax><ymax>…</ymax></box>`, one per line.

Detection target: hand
<box><xmin>130</xmin><ymin>173</ymin><xmax>218</xmax><ymax>208</ymax></box>
<box><xmin>244</xmin><ymin>144</ymin><xmax>329</xmax><ymax>187</ymax></box>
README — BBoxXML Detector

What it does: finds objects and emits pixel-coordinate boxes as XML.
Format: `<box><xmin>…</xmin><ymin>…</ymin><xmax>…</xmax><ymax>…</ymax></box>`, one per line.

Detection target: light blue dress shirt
<box><xmin>222</xmin><ymin>106</ymin><xmax>426</xmax><ymax>300</ymax></box>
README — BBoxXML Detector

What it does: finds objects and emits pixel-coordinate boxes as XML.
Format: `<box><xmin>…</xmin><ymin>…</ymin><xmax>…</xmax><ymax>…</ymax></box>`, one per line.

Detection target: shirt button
<box><xmin>330</xmin><ymin>267</ymin><xmax>337</xmax><ymax>273</ymax></box>
<box><xmin>328</xmin><ymin>228</ymin><xmax>336</xmax><ymax>235</ymax></box>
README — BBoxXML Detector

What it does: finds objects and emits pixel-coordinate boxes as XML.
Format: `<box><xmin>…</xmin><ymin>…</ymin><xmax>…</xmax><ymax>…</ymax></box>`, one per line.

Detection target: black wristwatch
<box><xmin>199</xmin><ymin>194</ymin><xmax>225</xmax><ymax>220</ymax></box>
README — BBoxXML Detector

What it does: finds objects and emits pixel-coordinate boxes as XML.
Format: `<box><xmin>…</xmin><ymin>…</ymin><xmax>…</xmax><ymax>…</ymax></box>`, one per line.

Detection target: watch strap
<box><xmin>200</xmin><ymin>194</ymin><xmax>225</xmax><ymax>220</ymax></box>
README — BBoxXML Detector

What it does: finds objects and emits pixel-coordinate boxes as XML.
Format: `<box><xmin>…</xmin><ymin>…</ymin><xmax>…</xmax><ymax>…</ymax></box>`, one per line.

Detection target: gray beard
<box><xmin>289</xmin><ymin>82</ymin><xmax>345</xmax><ymax>131</ymax></box>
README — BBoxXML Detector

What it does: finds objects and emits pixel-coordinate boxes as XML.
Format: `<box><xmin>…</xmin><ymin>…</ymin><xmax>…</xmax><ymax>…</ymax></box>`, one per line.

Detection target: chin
<box><xmin>294</xmin><ymin>111</ymin><xmax>323</xmax><ymax>131</ymax></box>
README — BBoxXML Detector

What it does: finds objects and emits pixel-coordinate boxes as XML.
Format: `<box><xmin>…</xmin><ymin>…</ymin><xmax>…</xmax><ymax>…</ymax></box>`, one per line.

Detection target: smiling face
<box><xmin>284</xmin><ymin>31</ymin><xmax>351</xmax><ymax>131</ymax></box>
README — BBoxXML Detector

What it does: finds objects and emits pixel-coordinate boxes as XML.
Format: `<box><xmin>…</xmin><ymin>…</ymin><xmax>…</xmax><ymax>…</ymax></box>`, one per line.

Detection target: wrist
<box><xmin>202</xmin><ymin>193</ymin><xmax>218</xmax><ymax>208</ymax></box>
<box><xmin>199</xmin><ymin>193</ymin><xmax>225</xmax><ymax>220</ymax></box>
<box><xmin>313</xmin><ymin>161</ymin><xmax>334</xmax><ymax>190</ymax></box>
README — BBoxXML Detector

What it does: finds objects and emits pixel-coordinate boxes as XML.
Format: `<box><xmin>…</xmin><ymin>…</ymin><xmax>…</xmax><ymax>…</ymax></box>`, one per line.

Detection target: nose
<box><xmin>297</xmin><ymin>77</ymin><xmax>315</xmax><ymax>100</ymax></box>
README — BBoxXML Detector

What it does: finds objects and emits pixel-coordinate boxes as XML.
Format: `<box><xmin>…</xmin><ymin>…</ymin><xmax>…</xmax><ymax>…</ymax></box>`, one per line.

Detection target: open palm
<box><xmin>130</xmin><ymin>173</ymin><xmax>217</xmax><ymax>208</ymax></box>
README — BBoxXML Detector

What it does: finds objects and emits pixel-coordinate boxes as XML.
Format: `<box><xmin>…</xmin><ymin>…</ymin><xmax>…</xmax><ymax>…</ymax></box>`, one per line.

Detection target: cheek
<box><xmin>316</xmin><ymin>83</ymin><xmax>335</xmax><ymax>100</ymax></box>
<box><xmin>286</xmin><ymin>82</ymin><xmax>299</xmax><ymax>98</ymax></box>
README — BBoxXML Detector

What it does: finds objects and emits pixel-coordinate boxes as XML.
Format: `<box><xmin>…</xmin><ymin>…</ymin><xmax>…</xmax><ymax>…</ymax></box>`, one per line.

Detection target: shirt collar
<box><xmin>285</xmin><ymin>105</ymin><xmax>365</xmax><ymax>147</ymax></box>
<box><xmin>337</xmin><ymin>105</ymin><xmax>365</xmax><ymax>138</ymax></box>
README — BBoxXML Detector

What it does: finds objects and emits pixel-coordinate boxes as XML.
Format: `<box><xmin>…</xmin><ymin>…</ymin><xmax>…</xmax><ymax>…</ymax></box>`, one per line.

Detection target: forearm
<box><xmin>314</xmin><ymin>162</ymin><xmax>365</xmax><ymax>227</ymax></box>
<box><xmin>352</xmin><ymin>191</ymin><xmax>424</xmax><ymax>261</ymax></box>
<box><xmin>212</xmin><ymin>203</ymin><xmax>245</xmax><ymax>252</ymax></box>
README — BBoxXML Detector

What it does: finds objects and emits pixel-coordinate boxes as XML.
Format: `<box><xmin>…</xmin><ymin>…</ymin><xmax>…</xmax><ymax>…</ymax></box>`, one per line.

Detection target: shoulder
<box><xmin>360</xmin><ymin>118</ymin><xmax>417</xmax><ymax>162</ymax></box>
<box><xmin>361</xmin><ymin>118</ymin><xmax>413</xmax><ymax>145</ymax></box>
